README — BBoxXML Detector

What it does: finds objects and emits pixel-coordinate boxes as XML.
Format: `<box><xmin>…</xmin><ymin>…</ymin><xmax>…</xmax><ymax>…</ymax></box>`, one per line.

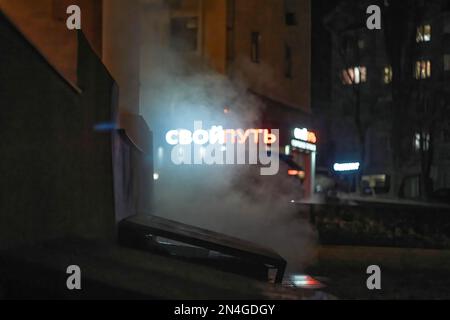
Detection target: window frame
<box><xmin>414</xmin><ymin>60</ymin><xmax>432</xmax><ymax>79</ymax></box>
<box><xmin>416</xmin><ymin>24</ymin><xmax>432</xmax><ymax>43</ymax></box>
<box><xmin>342</xmin><ymin>66</ymin><xmax>367</xmax><ymax>85</ymax></box>
<box><xmin>250</xmin><ymin>32</ymin><xmax>261</xmax><ymax>63</ymax></box>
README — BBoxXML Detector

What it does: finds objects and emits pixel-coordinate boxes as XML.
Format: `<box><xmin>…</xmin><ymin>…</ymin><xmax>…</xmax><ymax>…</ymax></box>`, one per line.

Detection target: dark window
<box><xmin>443</xmin><ymin>0</ymin><xmax>450</xmax><ymax>11</ymax></box>
<box><xmin>251</xmin><ymin>32</ymin><xmax>260</xmax><ymax>63</ymax></box>
<box><xmin>167</xmin><ymin>0</ymin><xmax>182</xmax><ymax>10</ymax></box>
<box><xmin>285</xmin><ymin>13</ymin><xmax>297</xmax><ymax>26</ymax></box>
<box><xmin>444</xmin><ymin>19</ymin><xmax>450</xmax><ymax>34</ymax></box>
<box><xmin>170</xmin><ymin>17</ymin><xmax>198</xmax><ymax>52</ymax></box>
<box><xmin>226</xmin><ymin>0</ymin><xmax>236</xmax><ymax>61</ymax></box>
<box><xmin>285</xmin><ymin>44</ymin><xmax>293</xmax><ymax>78</ymax></box>
<box><xmin>444</xmin><ymin>54</ymin><xmax>450</xmax><ymax>71</ymax></box>
<box><xmin>285</xmin><ymin>0</ymin><xmax>297</xmax><ymax>26</ymax></box>
<box><xmin>443</xmin><ymin>127</ymin><xmax>450</xmax><ymax>143</ymax></box>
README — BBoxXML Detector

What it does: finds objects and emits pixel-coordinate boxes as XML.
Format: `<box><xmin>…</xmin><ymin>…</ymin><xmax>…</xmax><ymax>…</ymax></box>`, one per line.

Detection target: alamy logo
<box><xmin>166</xmin><ymin>121</ymin><xmax>280</xmax><ymax>176</ymax></box>
<box><xmin>366</xmin><ymin>5</ymin><xmax>382</xmax><ymax>30</ymax></box>
<box><xmin>66</xmin><ymin>265</ymin><xmax>81</xmax><ymax>290</ymax></box>
<box><xmin>366</xmin><ymin>265</ymin><xmax>382</xmax><ymax>290</ymax></box>
<box><xmin>66</xmin><ymin>5</ymin><xmax>81</xmax><ymax>30</ymax></box>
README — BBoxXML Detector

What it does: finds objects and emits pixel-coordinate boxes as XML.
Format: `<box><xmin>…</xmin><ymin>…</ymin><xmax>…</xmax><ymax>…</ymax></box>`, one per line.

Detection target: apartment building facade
<box><xmin>227</xmin><ymin>0</ymin><xmax>311</xmax><ymax>114</ymax></box>
<box><xmin>138</xmin><ymin>0</ymin><xmax>315</xmax><ymax>197</ymax></box>
<box><xmin>140</xmin><ymin>0</ymin><xmax>312</xmax><ymax>152</ymax></box>
<box><xmin>325</xmin><ymin>0</ymin><xmax>450</xmax><ymax>197</ymax></box>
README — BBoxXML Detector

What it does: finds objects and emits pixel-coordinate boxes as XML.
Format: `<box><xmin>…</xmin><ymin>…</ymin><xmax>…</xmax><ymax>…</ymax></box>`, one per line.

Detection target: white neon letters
<box><xmin>165</xmin><ymin>122</ymin><xmax>279</xmax><ymax>176</ymax></box>
<box><xmin>166</xmin><ymin>126</ymin><xmax>277</xmax><ymax>146</ymax></box>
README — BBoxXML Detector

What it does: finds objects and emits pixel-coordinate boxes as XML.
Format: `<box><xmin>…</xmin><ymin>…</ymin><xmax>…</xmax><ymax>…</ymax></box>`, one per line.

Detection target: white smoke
<box><xmin>138</xmin><ymin>1</ymin><xmax>317</xmax><ymax>273</ymax></box>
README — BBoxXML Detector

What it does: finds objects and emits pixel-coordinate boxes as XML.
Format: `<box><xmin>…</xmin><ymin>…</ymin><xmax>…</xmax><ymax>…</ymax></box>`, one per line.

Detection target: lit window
<box><xmin>415</xmin><ymin>60</ymin><xmax>431</xmax><ymax>79</ymax></box>
<box><xmin>414</xmin><ymin>132</ymin><xmax>430</xmax><ymax>151</ymax></box>
<box><xmin>416</xmin><ymin>25</ymin><xmax>432</xmax><ymax>42</ymax></box>
<box><xmin>383</xmin><ymin>66</ymin><xmax>393</xmax><ymax>84</ymax></box>
<box><xmin>342</xmin><ymin>66</ymin><xmax>367</xmax><ymax>85</ymax></box>
<box><xmin>444</xmin><ymin>54</ymin><xmax>450</xmax><ymax>71</ymax></box>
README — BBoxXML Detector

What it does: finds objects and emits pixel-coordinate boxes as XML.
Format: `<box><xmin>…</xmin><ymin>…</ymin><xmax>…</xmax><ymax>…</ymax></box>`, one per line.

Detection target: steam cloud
<box><xmin>138</xmin><ymin>2</ymin><xmax>317</xmax><ymax>274</ymax></box>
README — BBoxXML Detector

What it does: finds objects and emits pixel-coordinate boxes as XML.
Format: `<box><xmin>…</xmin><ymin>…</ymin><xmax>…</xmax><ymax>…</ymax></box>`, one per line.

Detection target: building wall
<box><xmin>202</xmin><ymin>0</ymin><xmax>227</xmax><ymax>74</ymax></box>
<box><xmin>0</xmin><ymin>0</ymin><xmax>144</xmax><ymax>114</ymax></box>
<box><xmin>229</xmin><ymin>0</ymin><xmax>311</xmax><ymax>114</ymax></box>
<box><xmin>0</xmin><ymin>0</ymin><xmax>103</xmax><ymax>84</ymax></box>
<box><xmin>138</xmin><ymin>0</ymin><xmax>228</xmax><ymax>136</ymax></box>
<box><xmin>330</xmin><ymin>25</ymin><xmax>391</xmax><ymax>165</ymax></box>
<box><xmin>0</xmin><ymin>14</ymin><xmax>117</xmax><ymax>249</ymax></box>
<box><xmin>103</xmin><ymin>0</ymin><xmax>141</xmax><ymax>115</ymax></box>
<box><xmin>311</xmin><ymin>0</ymin><xmax>337</xmax><ymax>169</ymax></box>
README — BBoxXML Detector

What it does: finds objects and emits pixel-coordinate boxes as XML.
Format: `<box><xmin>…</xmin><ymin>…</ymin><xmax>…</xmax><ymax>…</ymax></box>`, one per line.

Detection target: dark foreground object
<box><xmin>307</xmin><ymin>245</ymin><xmax>450</xmax><ymax>299</ymax></box>
<box><xmin>0</xmin><ymin>238</ymin><xmax>300</xmax><ymax>300</ymax></box>
<box><xmin>309</xmin><ymin>199</ymin><xmax>450</xmax><ymax>249</ymax></box>
<box><xmin>119</xmin><ymin>215</ymin><xmax>287</xmax><ymax>283</ymax></box>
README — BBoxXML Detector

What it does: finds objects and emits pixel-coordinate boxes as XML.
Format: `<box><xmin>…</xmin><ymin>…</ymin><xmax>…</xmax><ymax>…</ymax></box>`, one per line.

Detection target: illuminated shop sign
<box><xmin>166</xmin><ymin>126</ymin><xmax>277</xmax><ymax>146</ymax></box>
<box><xmin>288</xmin><ymin>169</ymin><xmax>306</xmax><ymax>179</ymax></box>
<box><xmin>164</xmin><ymin>122</ymin><xmax>280</xmax><ymax>176</ymax></box>
<box><xmin>333</xmin><ymin>162</ymin><xmax>361</xmax><ymax>172</ymax></box>
<box><xmin>291</xmin><ymin>139</ymin><xmax>317</xmax><ymax>152</ymax></box>
<box><xmin>291</xmin><ymin>128</ymin><xmax>317</xmax><ymax>152</ymax></box>
<box><xmin>294</xmin><ymin>128</ymin><xmax>317</xmax><ymax>144</ymax></box>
